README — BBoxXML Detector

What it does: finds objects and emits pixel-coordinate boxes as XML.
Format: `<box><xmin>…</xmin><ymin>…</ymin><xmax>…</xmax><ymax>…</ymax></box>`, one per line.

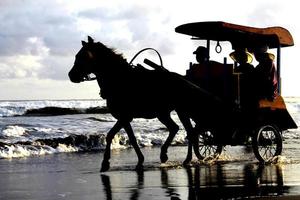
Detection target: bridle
<box><xmin>83</xmin><ymin>74</ymin><xmax>97</xmax><ymax>81</ymax></box>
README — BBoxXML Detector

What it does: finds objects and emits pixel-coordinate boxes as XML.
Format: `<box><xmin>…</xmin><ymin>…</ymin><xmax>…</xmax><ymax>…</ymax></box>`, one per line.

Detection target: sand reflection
<box><xmin>100</xmin><ymin>164</ymin><xmax>289</xmax><ymax>199</ymax></box>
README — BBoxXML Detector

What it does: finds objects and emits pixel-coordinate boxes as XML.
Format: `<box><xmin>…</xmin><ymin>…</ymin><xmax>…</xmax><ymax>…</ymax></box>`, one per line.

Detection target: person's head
<box><xmin>193</xmin><ymin>46</ymin><xmax>209</xmax><ymax>63</ymax></box>
<box><xmin>230</xmin><ymin>49</ymin><xmax>253</xmax><ymax>64</ymax></box>
<box><xmin>250</xmin><ymin>45</ymin><xmax>275</xmax><ymax>62</ymax></box>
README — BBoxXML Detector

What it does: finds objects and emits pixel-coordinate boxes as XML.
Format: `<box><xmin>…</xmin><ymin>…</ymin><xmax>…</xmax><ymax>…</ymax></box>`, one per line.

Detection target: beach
<box><xmin>1</xmin><ymin>146</ymin><xmax>300</xmax><ymax>200</ymax></box>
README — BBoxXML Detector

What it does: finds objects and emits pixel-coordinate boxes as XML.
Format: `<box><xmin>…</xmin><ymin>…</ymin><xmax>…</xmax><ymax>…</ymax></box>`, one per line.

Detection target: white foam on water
<box><xmin>0</xmin><ymin>143</ymin><xmax>79</xmax><ymax>159</ymax></box>
<box><xmin>270</xmin><ymin>155</ymin><xmax>292</xmax><ymax>164</ymax></box>
<box><xmin>56</xmin><ymin>144</ymin><xmax>79</xmax><ymax>153</ymax></box>
<box><xmin>1</xmin><ymin>125</ymin><xmax>27</xmax><ymax>137</ymax></box>
<box><xmin>111</xmin><ymin>134</ymin><xmax>127</xmax><ymax>149</ymax></box>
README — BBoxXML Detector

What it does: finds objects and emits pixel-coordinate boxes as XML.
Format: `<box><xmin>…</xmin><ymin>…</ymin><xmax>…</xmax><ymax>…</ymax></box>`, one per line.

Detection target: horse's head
<box><xmin>69</xmin><ymin>36</ymin><xmax>99</xmax><ymax>83</ymax></box>
<box><xmin>69</xmin><ymin>36</ymin><xmax>129</xmax><ymax>83</ymax></box>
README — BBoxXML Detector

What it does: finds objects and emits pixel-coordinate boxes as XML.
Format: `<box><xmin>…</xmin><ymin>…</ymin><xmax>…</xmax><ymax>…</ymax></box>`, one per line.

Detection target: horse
<box><xmin>69</xmin><ymin>36</ymin><xmax>231</xmax><ymax>172</ymax></box>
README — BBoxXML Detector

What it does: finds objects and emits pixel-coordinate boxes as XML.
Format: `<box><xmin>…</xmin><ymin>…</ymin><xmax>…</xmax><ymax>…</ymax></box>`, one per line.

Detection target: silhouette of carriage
<box><xmin>143</xmin><ymin>21</ymin><xmax>297</xmax><ymax>162</ymax></box>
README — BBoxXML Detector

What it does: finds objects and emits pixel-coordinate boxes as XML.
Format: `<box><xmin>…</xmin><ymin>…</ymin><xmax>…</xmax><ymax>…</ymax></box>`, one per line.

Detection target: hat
<box><xmin>267</xmin><ymin>53</ymin><xmax>275</xmax><ymax>61</ymax></box>
<box><xmin>193</xmin><ymin>46</ymin><xmax>208</xmax><ymax>56</ymax></box>
<box><xmin>230</xmin><ymin>49</ymin><xmax>253</xmax><ymax>63</ymax></box>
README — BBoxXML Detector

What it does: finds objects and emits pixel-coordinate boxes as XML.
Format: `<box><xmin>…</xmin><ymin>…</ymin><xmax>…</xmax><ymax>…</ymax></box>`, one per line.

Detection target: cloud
<box><xmin>77</xmin><ymin>3</ymin><xmax>175</xmax><ymax>55</ymax></box>
<box><xmin>0</xmin><ymin>0</ymin><xmax>83</xmax><ymax>81</ymax></box>
<box><xmin>0</xmin><ymin>1</ymin><xmax>176</xmax><ymax>82</ymax></box>
<box><xmin>246</xmin><ymin>3</ymin><xmax>281</xmax><ymax>26</ymax></box>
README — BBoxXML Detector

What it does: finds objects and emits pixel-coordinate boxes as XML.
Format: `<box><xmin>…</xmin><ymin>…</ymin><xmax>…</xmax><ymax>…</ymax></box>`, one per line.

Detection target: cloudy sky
<box><xmin>0</xmin><ymin>0</ymin><xmax>299</xmax><ymax>100</ymax></box>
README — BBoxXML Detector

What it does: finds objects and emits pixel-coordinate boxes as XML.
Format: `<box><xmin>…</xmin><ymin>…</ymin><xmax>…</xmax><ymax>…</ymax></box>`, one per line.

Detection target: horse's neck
<box><xmin>95</xmin><ymin>54</ymin><xmax>131</xmax><ymax>99</ymax></box>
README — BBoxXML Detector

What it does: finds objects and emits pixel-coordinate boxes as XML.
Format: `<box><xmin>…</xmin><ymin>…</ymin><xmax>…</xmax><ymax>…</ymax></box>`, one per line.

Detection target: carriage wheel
<box><xmin>252</xmin><ymin>124</ymin><xmax>282</xmax><ymax>163</ymax></box>
<box><xmin>196</xmin><ymin>131</ymin><xmax>223</xmax><ymax>159</ymax></box>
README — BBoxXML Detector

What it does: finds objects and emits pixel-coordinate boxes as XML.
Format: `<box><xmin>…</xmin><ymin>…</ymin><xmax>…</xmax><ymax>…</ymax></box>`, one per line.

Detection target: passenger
<box><xmin>229</xmin><ymin>48</ymin><xmax>254</xmax><ymax>73</ymax></box>
<box><xmin>230</xmin><ymin>48</ymin><xmax>256</xmax><ymax>110</ymax></box>
<box><xmin>230</xmin><ymin>49</ymin><xmax>256</xmax><ymax>140</ymax></box>
<box><xmin>252</xmin><ymin>45</ymin><xmax>278</xmax><ymax>101</ymax></box>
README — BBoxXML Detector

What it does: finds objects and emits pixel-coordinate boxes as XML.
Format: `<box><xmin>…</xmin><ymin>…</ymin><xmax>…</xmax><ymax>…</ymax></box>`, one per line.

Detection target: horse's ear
<box><xmin>82</xmin><ymin>40</ymin><xmax>87</xmax><ymax>46</ymax></box>
<box><xmin>88</xmin><ymin>36</ymin><xmax>94</xmax><ymax>43</ymax></box>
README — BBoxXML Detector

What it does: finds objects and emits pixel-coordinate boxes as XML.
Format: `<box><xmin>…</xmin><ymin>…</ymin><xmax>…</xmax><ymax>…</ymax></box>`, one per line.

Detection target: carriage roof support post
<box><xmin>277</xmin><ymin>45</ymin><xmax>281</xmax><ymax>95</ymax></box>
<box><xmin>206</xmin><ymin>39</ymin><xmax>210</xmax><ymax>59</ymax></box>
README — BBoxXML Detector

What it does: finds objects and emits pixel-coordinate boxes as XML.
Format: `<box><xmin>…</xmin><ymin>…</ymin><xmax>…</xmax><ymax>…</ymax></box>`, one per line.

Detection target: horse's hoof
<box><xmin>100</xmin><ymin>161</ymin><xmax>110</xmax><ymax>172</ymax></box>
<box><xmin>160</xmin><ymin>153</ymin><xmax>168</xmax><ymax>163</ymax></box>
<box><xmin>135</xmin><ymin>164</ymin><xmax>144</xmax><ymax>171</ymax></box>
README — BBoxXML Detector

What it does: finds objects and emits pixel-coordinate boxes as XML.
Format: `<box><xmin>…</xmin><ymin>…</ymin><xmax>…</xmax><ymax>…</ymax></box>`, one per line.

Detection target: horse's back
<box><xmin>106</xmin><ymin>69</ymin><xmax>178</xmax><ymax>118</ymax></box>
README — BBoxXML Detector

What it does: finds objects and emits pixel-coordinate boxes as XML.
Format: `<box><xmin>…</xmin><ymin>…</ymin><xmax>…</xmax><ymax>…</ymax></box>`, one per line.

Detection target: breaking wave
<box><xmin>0</xmin><ymin>133</ymin><xmax>124</xmax><ymax>159</ymax></box>
<box><xmin>23</xmin><ymin>106</ymin><xmax>110</xmax><ymax>116</ymax></box>
<box><xmin>0</xmin><ymin>99</ymin><xmax>106</xmax><ymax>117</ymax></box>
<box><xmin>0</xmin><ymin>126</ymin><xmax>188</xmax><ymax>159</ymax></box>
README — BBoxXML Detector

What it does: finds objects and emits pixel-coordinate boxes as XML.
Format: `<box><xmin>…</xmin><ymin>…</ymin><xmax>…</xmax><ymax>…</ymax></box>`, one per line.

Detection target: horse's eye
<box><xmin>86</xmin><ymin>51</ymin><xmax>94</xmax><ymax>59</ymax></box>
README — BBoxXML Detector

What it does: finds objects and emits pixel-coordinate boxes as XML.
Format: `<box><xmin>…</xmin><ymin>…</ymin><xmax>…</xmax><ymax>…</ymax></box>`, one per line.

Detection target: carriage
<box><xmin>69</xmin><ymin>22</ymin><xmax>298</xmax><ymax>172</ymax></box>
<box><xmin>172</xmin><ymin>21</ymin><xmax>298</xmax><ymax>162</ymax></box>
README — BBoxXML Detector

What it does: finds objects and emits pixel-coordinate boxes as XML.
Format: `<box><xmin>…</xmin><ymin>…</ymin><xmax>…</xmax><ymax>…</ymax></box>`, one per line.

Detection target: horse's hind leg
<box><xmin>123</xmin><ymin>122</ymin><xmax>144</xmax><ymax>170</ymax></box>
<box><xmin>177</xmin><ymin>113</ymin><xmax>201</xmax><ymax>165</ymax></box>
<box><xmin>101</xmin><ymin>121</ymin><xmax>122</xmax><ymax>172</ymax></box>
<box><xmin>158</xmin><ymin>114</ymin><xmax>179</xmax><ymax>163</ymax></box>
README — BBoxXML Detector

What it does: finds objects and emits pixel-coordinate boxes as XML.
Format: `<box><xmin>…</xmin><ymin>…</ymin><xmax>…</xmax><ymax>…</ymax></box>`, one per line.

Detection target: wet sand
<box><xmin>1</xmin><ymin>146</ymin><xmax>300</xmax><ymax>200</ymax></box>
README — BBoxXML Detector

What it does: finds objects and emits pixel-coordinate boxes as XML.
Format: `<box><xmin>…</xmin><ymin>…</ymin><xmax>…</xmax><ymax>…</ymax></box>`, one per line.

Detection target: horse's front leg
<box><xmin>158</xmin><ymin>114</ymin><xmax>179</xmax><ymax>163</ymax></box>
<box><xmin>123</xmin><ymin>122</ymin><xmax>144</xmax><ymax>170</ymax></box>
<box><xmin>101</xmin><ymin>121</ymin><xmax>122</xmax><ymax>172</ymax></box>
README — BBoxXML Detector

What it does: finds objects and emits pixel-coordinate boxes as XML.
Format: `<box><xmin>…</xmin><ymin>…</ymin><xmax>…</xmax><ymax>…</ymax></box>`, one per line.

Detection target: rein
<box><xmin>83</xmin><ymin>48</ymin><xmax>164</xmax><ymax>82</ymax></box>
<box><xmin>129</xmin><ymin>47</ymin><xmax>163</xmax><ymax>67</ymax></box>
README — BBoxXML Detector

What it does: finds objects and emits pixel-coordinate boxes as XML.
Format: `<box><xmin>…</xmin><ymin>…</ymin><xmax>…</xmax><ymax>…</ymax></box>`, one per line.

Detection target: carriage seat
<box><xmin>186</xmin><ymin>61</ymin><xmax>234</xmax><ymax>101</ymax></box>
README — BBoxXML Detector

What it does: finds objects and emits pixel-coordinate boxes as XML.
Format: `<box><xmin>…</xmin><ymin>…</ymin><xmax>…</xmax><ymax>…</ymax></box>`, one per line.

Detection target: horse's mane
<box><xmin>94</xmin><ymin>42</ymin><xmax>132</xmax><ymax>71</ymax></box>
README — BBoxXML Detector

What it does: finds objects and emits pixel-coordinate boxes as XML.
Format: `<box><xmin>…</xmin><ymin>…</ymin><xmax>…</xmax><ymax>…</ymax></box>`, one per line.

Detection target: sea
<box><xmin>0</xmin><ymin>98</ymin><xmax>187</xmax><ymax>159</ymax></box>
<box><xmin>1</xmin><ymin>97</ymin><xmax>300</xmax><ymax>161</ymax></box>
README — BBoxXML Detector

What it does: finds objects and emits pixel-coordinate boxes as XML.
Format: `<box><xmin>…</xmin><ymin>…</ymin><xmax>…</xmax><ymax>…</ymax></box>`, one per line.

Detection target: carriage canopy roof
<box><xmin>175</xmin><ymin>21</ymin><xmax>294</xmax><ymax>49</ymax></box>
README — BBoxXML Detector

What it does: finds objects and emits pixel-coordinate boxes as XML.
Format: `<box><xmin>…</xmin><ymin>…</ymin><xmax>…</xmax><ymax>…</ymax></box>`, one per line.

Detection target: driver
<box><xmin>193</xmin><ymin>46</ymin><xmax>209</xmax><ymax>64</ymax></box>
<box><xmin>186</xmin><ymin>46</ymin><xmax>211</xmax><ymax>86</ymax></box>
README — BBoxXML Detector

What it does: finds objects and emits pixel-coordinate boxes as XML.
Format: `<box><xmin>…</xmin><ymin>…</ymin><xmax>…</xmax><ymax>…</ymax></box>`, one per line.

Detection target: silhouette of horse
<box><xmin>69</xmin><ymin>36</ymin><xmax>231</xmax><ymax>172</ymax></box>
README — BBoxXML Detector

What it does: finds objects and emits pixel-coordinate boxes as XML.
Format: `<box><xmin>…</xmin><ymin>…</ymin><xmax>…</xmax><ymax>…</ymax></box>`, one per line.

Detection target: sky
<box><xmin>0</xmin><ymin>0</ymin><xmax>299</xmax><ymax>100</ymax></box>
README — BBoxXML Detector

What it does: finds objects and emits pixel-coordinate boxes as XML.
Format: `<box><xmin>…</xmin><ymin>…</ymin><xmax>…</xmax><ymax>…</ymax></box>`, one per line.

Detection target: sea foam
<box><xmin>1</xmin><ymin>125</ymin><xmax>27</xmax><ymax>137</ymax></box>
<box><xmin>0</xmin><ymin>144</ymin><xmax>79</xmax><ymax>159</ymax></box>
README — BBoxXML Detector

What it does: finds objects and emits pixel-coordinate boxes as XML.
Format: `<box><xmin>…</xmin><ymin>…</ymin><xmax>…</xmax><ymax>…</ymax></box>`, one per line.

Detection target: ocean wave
<box><xmin>0</xmin><ymin>134</ymin><xmax>113</xmax><ymax>159</ymax></box>
<box><xmin>0</xmin><ymin>129</ymin><xmax>188</xmax><ymax>159</ymax></box>
<box><xmin>0</xmin><ymin>106</ymin><xmax>109</xmax><ymax>117</ymax></box>
<box><xmin>0</xmin><ymin>99</ymin><xmax>106</xmax><ymax>117</ymax></box>
<box><xmin>86</xmin><ymin>116</ymin><xmax>116</xmax><ymax>122</ymax></box>
<box><xmin>23</xmin><ymin>106</ymin><xmax>110</xmax><ymax>116</ymax></box>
